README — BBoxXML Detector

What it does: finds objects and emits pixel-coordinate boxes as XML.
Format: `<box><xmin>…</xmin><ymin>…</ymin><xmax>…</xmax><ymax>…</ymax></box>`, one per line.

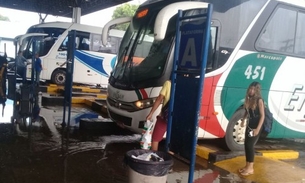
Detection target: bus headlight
<box><xmin>134</xmin><ymin>98</ymin><xmax>156</xmax><ymax>109</ymax></box>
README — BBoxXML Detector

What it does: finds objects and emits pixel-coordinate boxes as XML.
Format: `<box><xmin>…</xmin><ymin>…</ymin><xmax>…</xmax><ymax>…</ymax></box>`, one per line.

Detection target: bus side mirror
<box><xmin>102</xmin><ymin>17</ymin><xmax>132</xmax><ymax>46</ymax></box>
<box><xmin>154</xmin><ymin>2</ymin><xmax>209</xmax><ymax>41</ymax></box>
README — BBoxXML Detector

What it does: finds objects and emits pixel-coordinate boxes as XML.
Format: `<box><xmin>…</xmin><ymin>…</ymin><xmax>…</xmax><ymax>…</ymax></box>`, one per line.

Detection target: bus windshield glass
<box><xmin>22</xmin><ymin>27</ymin><xmax>65</xmax><ymax>59</ymax></box>
<box><xmin>20</xmin><ymin>36</ymin><xmax>51</xmax><ymax>59</ymax></box>
<box><xmin>111</xmin><ymin>0</ymin><xmax>268</xmax><ymax>86</ymax></box>
<box><xmin>112</xmin><ymin>11</ymin><xmax>173</xmax><ymax>84</ymax></box>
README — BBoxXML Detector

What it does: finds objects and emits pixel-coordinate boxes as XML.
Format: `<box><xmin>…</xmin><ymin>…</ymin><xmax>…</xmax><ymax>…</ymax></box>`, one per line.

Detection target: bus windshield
<box><xmin>20</xmin><ymin>36</ymin><xmax>53</xmax><ymax>59</ymax></box>
<box><xmin>112</xmin><ymin>11</ymin><xmax>174</xmax><ymax>85</ymax></box>
<box><xmin>111</xmin><ymin>0</ymin><xmax>268</xmax><ymax>86</ymax></box>
<box><xmin>21</xmin><ymin>27</ymin><xmax>65</xmax><ymax>59</ymax></box>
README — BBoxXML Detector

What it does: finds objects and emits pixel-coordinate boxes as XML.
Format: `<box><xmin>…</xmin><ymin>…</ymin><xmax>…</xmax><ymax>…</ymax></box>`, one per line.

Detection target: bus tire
<box><xmin>225</xmin><ymin>108</ymin><xmax>245</xmax><ymax>151</ymax></box>
<box><xmin>51</xmin><ymin>69</ymin><xmax>66</xmax><ymax>85</ymax></box>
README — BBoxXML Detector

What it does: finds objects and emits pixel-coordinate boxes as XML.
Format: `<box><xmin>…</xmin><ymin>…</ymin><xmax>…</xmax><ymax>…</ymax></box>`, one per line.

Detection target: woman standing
<box><xmin>239</xmin><ymin>81</ymin><xmax>265</xmax><ymax>176</ymax></box>
<box><xmin>146</xmin><ymin>80</ymin><xmax>171</xmax><ymax>151</ymax></box>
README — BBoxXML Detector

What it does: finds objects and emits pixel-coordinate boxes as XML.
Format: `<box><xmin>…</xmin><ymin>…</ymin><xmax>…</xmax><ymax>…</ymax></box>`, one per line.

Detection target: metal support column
<box><xmin>62</xmin><ymin>30</ymin><xmax>75</xmax><ymax>152</ymax></box>
<box><xmin>72</xmin><ymin>7</ymin><xmax>81</xmax><ymax>24</ymax></box>
<box><xmin>166</xmin><ymin>4</ymin><xmax>213</xmax><ymax>183</ymax></box>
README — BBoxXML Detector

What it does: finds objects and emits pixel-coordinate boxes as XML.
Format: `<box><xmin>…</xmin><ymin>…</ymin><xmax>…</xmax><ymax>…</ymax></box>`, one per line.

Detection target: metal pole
<box><xmin>66</xmin><ymin>30</ymin><xmax>75</xmax><ymax>128</ymax></box>
<box><xmin>11</xmin><ymin>38</ymin><xmax>18</xmax><ymax>126</ymax></box>
<box><xmin>62</xmin><ymin>30</ymin><xmax>75</xmax><ymax>153</ymax></box>
<box><xmin>187</xmin><ymin>4</ymin><xmax>213</xmax><ymax>183</ymax></box>
<box><xmin>28</xmin><ymin>39</ymin><xmax>37</xmax><ymax>150</ymax></box>
<box><xmin>166</xmin><ymin>10</ymin><xmax>183</xmax><ymax>152</ymax></box>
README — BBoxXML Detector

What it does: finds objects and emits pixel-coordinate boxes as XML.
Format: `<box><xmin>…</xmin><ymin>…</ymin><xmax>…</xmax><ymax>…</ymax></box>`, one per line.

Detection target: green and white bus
<box><xmin>104</xmin><ymin>0</ymin><xmax>305</xmax><ymax>151</ymax></box>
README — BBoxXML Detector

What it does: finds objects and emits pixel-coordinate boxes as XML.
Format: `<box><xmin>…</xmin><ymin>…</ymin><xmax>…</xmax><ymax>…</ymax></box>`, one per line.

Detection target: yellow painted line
<box><xmin>45</xmin><ymin>84</ymin><xmax>106</xmax><ymax>94</ymax></box>
<box><xmin>95</xmin><ymin>94</ymin><xmax>107</xmax><ymax>99</ymax></box>
<box><xmin>49</xmin><ymin>86</ymin><xmax>103</xmax><ymax>93</ymax></box>
<box><xmin>258</xmin><ymin>150</ymin><xmax>299</xmax><ymax>160</ymax></box>
<box><xmin>71</xmin><ymin>98</ymin><xmax>87</xmax><ymax>104</ymax></box>
<box><xmin>196</xmin><ymin>145</ymin><xmax>216</xmax><ymax>160</ymax></box>
<box><xmin>71</xmin><ymin>97</ymin><xmax>96</xmax><ymax>104</ymax></box>
<box><xmin>72</xmin><ymin>86</ymin><xmax>92</xmax><ymax>89</ymax></box>
<box><xmin>215</xmin><ymin>156</ymin><xmax>305</xmax><ymax>183</ymax></box>
<box><xmin>48</xmin><ymin>86</ymin><xmax>63</xmax><ymax>90</ymax></box>
<box><xmin>81</xmin><ymin>88</ymin><xmax>102</xmax><ymax>93</ymax></box>
<box><xmin>45</xmin><ymin>86</ymin><xmax>106</xmax><ymax>95</ymax></box>
<box><xmin>71</xmin><ymin>97</ymin><xmax>107</xmax><ymax>105</ymax></box>
<box><xmin>46</xmin><ymin>86</ymin><xmax>60</xmax><ymax>93</ymax></box>
<box><xmin>72</xmin><ymin>86</ymin><xmax>102</xmax><ymax>91</ymax></box>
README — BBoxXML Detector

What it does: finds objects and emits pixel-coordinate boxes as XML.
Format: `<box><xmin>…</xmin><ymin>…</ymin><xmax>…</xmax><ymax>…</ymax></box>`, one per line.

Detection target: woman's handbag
<box><xmin>140</xmin><ymin>120</ymin><xmax>155</xmax><ymax>150</ymax></box>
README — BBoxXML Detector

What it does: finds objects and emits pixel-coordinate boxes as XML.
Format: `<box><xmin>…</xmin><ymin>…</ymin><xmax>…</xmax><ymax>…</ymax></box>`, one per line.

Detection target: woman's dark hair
<box><xmin>250</xmin><ymin>81</ymin><xmax>260</xmax><ymax>87</ymax></box>
<box><xmin>244</xmin><ymin>81</ymin><xmax>262</xmax><ymax>110</ymax></box>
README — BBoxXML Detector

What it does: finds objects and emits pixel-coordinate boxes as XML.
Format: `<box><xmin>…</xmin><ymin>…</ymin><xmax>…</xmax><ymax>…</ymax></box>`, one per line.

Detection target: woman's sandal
<box><xmin>240</xmin><ymin>171</ymin><xmax>254</xmax><ymax>176</ymax></box>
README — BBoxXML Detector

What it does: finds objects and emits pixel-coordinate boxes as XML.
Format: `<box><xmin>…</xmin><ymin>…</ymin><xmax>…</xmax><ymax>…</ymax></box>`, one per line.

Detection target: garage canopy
<box><xmin>0</xmin><ymin>0</ymin><xmax>131</xmax><ymax>18</ymax></box>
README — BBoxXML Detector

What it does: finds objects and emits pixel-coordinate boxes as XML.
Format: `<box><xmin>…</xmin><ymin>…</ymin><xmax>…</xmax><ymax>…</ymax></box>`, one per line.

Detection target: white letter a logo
<box><xmin>181</xmin><ymin>38</ymin><xmax>197</xmax><ymax>67</ymax></box>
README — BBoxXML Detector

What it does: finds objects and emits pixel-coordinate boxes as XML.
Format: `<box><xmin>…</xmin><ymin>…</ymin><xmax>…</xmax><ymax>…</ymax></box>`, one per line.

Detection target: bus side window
<box><xmin>75</xmin><ymin>37</ymin><xmax>80</xmax><ymax>50</ymax></box>
<box><xmin>206</xmin><ymin>26</ymin><xmax>218</xmax><ymax>72</ymax></box>
<box><xmin>43</xmin><ymin>37</ymin><xmax>55</xmax><ymax>56</ymax></box>
<box><xmin>295</xmin><ymin>12</ymin><xmax>305</xmax><ymax>57</ymax></box>
<box><xmin>58</xmin><ymin>36</ymin><xmax>80</xmax><ymax>51</ymax></box>
<box><xmin>79</xmin><ymin>38</ymin><xmax>90</xmax><ymax>50</ymax></box>
<box><xmin>107</xmin><ymin>36</ymin><xmax>122</xmax><ymax>54</ymax></box>
<box><xmin>58</xmin><ymin>37</ymin><xmax>68</xmax><ymax>51</ymax></box>
<box><xmin>89</xmin><ymin>33</ymin><xmax>103</xmax><ymax>52</ymax></box>
<box><xmin>74</xmin><ymin>31</ymin><xmax>90</xmax><ymax>51</ymax></box>
<box><xmin>256</xmin><ymin>7</ymin><xmax>297</xmax><ymax>54</ymax></box>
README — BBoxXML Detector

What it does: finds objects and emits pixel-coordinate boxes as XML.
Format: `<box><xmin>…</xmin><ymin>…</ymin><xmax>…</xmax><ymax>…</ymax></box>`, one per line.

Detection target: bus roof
<box><xmin>28</xmin><ymin>21</ymin><xmax>125</xmax><ymax>37</ymax></box>
<box><xmin>28</xmin><ymin>21</ymin><xmax>103</xmax><ymax>34</ymax></box>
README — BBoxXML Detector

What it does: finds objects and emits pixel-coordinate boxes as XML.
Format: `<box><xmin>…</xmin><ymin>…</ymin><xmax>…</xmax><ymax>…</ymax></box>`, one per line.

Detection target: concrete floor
<box><xmin>1</xmin><ymin>98</ymin><xmax>305</xmax><ymax>183</ymax></box>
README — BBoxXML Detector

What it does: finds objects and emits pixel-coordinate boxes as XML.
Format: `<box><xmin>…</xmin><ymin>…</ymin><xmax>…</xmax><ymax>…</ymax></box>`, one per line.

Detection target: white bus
<box><xmin>18</xmin><ymin>22</ymin><xmax>125</xmax><ymax>86</ymax></box>
<box><xmin>104</xmin><ymin>0</ymin><xmax>305</xmax><ymax>151</ymax></box>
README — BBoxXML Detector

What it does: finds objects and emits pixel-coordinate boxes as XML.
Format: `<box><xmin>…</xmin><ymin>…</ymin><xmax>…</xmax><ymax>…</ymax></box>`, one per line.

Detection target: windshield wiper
<box><xmin>125</xmin><ymin>26</ymin><xmax>149</xmax><ymax>84</ymax></box>
<box><xmin>117</xmin><ymin>32</ymin><xmax>135</xmax><ymax>81</ymax></box>
<box><xmin>118</xmin><ymin>28</ymin><xmax>143</xmax><ymax>83</ymax></box>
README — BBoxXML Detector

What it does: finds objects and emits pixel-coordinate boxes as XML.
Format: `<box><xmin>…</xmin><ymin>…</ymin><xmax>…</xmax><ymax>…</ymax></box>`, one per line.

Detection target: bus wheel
<box><xmin>51</xmin><ymin>69</ymin><xmax>66</xmax><ymax>85</ymax></box>
<box><xmin>225</xmin><ymin>109</ymin><xmax>246</xmax><ymax>151</ymax></box>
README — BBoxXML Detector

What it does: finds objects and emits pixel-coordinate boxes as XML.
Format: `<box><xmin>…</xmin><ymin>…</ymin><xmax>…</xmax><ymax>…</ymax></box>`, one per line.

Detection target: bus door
<box><xmin>16</xmin><ymin>33</ymin><xmax>48</xmax><ymax>78</ymax></box>
<box><xmin>192</xmin><ymin>20</ymin><xmax>222</xmax><ymax>138</ymax></box>
<box><xmin>102</xmin><ymin>17</ymin><xmax>132</xmax><ymax>46</ymax></box>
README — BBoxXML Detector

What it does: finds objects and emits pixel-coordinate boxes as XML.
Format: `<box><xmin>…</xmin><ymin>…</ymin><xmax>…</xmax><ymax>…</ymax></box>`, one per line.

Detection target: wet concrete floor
<box><xmin>1</xmin><ymin>102</ymin><xmax>305</xmax><ymax>183</ymax></box>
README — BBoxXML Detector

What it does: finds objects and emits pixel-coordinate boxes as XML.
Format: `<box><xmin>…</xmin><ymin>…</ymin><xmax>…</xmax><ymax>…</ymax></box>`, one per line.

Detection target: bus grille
<box><xmin>107</xmin><ymin>98</ymin><xmax>136</xmax><ymax>112</ymax></box>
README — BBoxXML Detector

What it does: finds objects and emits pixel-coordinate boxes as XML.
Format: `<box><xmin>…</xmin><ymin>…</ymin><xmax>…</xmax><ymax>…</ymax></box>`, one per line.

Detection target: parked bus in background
<box><xmin>17</xmin><ymin>22</ymin><xmax>125</xmax><ymax>86</ymax></box>
<box><xmin>103</xmin><ymin>0</ymin><xmax>305</xmax><ymax>151</ymax></box>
